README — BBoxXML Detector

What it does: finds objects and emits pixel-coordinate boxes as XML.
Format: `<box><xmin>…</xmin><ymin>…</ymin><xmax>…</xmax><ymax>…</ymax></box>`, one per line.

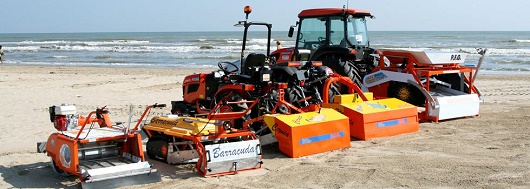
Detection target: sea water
<box><xmin>0</xmin><ymin>31</ymin><xmax>529</xmax><ymax>73</ymax></box>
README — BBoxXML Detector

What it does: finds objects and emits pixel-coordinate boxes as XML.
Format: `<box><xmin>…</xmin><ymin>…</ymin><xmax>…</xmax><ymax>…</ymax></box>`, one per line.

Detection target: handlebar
<box><xmin>153</xmin><ymin>104</ymin><xmax>166</xmax><ymax>108</ymax></box>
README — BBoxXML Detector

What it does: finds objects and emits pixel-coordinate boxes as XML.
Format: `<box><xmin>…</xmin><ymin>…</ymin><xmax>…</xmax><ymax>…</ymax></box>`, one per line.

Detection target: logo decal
<box><xmin>376</xmin><ymin>118</ymin><xmax>409</xmax><ymax>128</ymax></box>
<box><xmin>59</xmin><ymin>144</ymin><xmax>71</xmax><ymax>168</ymax></box>
<box><xmin>306</xmin><ymin>114</ymin><xmax>326</xmax><ymax>122</ymax></box>
<box><xmin>450</xmin><ymin>54</ymin><xmax>461</xmax><ymax>60</ymax></box>
<box><xmin>299</xmin><ymin>132</ymin><xmax>345</xmax><ymax>145</ymax></box>
<box><xmin>364</xmin><ymin>72</ymin><xmax>387</xmax><ymax>85</ymax></box>
<box><xmin>212</xmin><ymin>144</ymin><xmax>255</xmax><ymax>159</ymax></box>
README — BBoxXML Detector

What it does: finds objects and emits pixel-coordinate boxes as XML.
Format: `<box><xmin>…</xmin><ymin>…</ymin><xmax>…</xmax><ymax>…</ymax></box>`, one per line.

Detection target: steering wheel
<box><xmin>218</xmin><ymin>61</ymin><xmax>239</xmax><ymax>74</ymax></box>
<box><xmin>298</xmin><ymin>33</ymin><xmax>304</xmax><ymax>40</ymax></box>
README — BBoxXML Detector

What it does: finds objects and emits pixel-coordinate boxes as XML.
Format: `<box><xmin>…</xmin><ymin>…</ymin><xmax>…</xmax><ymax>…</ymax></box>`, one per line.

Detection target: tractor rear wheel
<box><xmin>284</xmin><ymin>85</ymin><xmax>307</xmax><ymax>110</ymax></box>
<box><xmin>321</xmin><ymin>56</ymin><xmax>363</xmax><ymax>87</ymax></box>
<box><xmin>213</xmin><ymin>93</ymin><xmax>250</xmax><ymax>129</ymax></box>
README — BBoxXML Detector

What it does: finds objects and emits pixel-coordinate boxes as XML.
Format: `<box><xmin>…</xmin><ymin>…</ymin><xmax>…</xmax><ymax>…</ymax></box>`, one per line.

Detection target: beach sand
<box><xmin>0</xmin><ymin>65</ymin><xmax>528</xmax><ymax>188</ymax></box>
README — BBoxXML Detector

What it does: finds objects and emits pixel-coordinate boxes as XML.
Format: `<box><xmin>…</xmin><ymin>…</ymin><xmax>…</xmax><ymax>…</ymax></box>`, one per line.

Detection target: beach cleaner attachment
<box><xmin>37</xmin><ymin>104</ymin><xmax>162</xmax><ymax>189</ymax></box>
<box><xmin>364</xmin><ymin>49</ymin><xmax>484</xmax><ymax>122</ymax></box>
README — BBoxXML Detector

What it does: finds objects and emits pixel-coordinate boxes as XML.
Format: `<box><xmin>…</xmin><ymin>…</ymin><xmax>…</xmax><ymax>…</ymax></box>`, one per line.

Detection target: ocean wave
<box><xmin>4</xmin><ymin>40</ymin><xmax>150</xmax><ymax>46</ymax></box>
<box><xmin>51</xmin><ymin>56</ymin><xmax>71</xmax><ymax>59</ymax></box>
<box><xmin>95</xmin><ymin>55</ymin><xmax>112</xmax><ymax>59</ymax></box>
<box><xmin>494</xmin><ymin>59</ymin><xmax>529</xmax><ymax>65</ymax></box>
<box><xmin>482</xmin><ymin>67</ymin><xmax>530</xmax><ymax>72</ymax></box>
<box><xmin>506</xmin><ymin>39</ymin><xmax>530</xmax><ymax>43</ymax></box>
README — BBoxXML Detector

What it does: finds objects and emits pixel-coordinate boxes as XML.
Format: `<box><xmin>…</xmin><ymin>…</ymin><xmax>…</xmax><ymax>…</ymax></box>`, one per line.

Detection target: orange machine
<box><xmin>320</xmin><ymin>74</ymin><xmax>419</xmax><ymax>140</ymax></box>
<box><xmin>265</xmin><ymin>108</ymin><xmax>350</xmax><ymax>158</ymax></box>
<box><xmin>37</xmin><ymin>104</ymin><xmax>162</xmax><ymax>188</ymax></box>
<box><xmin>364</xmin><ymin>49</ymin><xmax>485</xmax><ymax>122</ymax></box>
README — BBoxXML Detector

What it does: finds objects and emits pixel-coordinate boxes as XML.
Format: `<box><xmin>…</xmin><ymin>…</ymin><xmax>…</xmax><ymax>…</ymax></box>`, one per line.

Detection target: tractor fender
<box><xmin>311</xmin><ymin>47</ymin><xmax>351</xmax><ymax>61</ymax></box>
<box><xmin>214</xmin><ymin>84</ymin><xmax>247</xmax><ymax>99</ymax></box>
<box><xmin>272</xmin><ymin>66</ymin><xmax>306</xmax><ymax>82</ymax></box>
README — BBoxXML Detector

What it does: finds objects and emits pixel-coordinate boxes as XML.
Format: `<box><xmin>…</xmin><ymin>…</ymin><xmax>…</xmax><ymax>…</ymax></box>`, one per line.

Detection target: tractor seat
<box><xmin>242</xmin><ymin>53</ymin><xmax>266</xmax><ymax>75</ymax></box>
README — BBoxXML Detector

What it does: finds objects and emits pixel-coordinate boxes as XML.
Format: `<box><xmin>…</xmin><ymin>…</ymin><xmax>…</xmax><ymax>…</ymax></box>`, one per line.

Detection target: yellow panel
<box><xmin>333</xmin><ymin>93</ymin><xmax>374</xmax><ymax>103</ymax></box>
<box><xmin>263</xmin><ymin>114</ymin><xmax>279</xmax><ymax>136</ymax></box>
<box><xmin>274</xmin><ymin>108</ymin><xmax>348</xmax><ymax>128</ymax></box>
<box><xmin>341</xmin><ymin>98</ymin><xmax>415</xmax><ymax>114</ymax></box>
<box><xmin>146</xmin><ymin>116</ymin><xmax>217</xmax><ymax>136</ymax></box>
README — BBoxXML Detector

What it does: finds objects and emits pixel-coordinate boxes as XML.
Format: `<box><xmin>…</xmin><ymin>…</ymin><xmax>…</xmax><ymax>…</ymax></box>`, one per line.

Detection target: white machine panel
<box><xmin>429</xmin><ymin>94</ymin><xmax>480</xmax><ymax>120</ymax></box>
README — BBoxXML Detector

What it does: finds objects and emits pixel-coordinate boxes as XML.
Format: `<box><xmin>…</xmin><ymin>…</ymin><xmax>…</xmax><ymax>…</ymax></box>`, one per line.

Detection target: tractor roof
<box><xmin>298</xmin><ymin>8</ymin><xmax>371</xmax><ymax>18</ymax></box>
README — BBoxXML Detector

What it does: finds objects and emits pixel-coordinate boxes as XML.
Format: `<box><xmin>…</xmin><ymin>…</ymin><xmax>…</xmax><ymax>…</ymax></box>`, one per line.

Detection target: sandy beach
<box><xmin>0</xmin><ymin>65</ymin><xmax>528</xmax><ymax>188</ymax></box>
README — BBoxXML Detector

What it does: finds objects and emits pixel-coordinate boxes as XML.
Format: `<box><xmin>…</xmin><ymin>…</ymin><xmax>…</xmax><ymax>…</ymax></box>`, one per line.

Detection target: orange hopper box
<box><xmin>324</xmin><ymin>94</ymin><xmax>419</xmax><ymax>140</ymax></box>
<box><xmin>272</xmin><ymin>108</ymin><xmax>351</xmax><ymax>158</ymax></box>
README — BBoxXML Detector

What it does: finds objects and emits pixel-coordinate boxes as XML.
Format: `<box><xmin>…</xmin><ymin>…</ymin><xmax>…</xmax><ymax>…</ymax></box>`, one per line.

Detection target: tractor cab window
<box><xmin>297</xmin><ymin>17</ymin><xmax>326</xmax><ymax>50</ymax></box>
<box><xmin>346</xmin><ymin>16</ymin><xmax>368</xmax><ymax>46</ymax></box>
<box><xmin>329</xmin><ymin>16</ymin><xmax>346</xmax><ymax>47</ymax></box>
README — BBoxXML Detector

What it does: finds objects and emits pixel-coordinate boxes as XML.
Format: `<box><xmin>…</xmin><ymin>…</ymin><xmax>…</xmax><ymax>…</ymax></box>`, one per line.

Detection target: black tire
<box><xmin>50</xmin><ymin>159</ymin><xmax>68</xmax><ymax>176</ymax></box>
<box><xmin>284</xmin><ymin>85</ymin><xmax>307</xmax><ymax>110</ymax></box>
<box><xmin>327</xmin><ymin>83</ymin><xmax>341</xmax><ymax>103</ymax></box>
<box><xmin>388</xmin><ymin>81</ymin><xmax>425</xmax><ymax>106</ymax></box>
<box><xmin>213</xmin><ymin>93</ymin><xmax>250</xmax><ymax>129</ymax></box>
<box><xmin>321</xmin><ymin>55</ymin><xmax>363</xmax><ymax>87</ymax></box>
<box><xmin>171</xmin><ymin>101</ymin><xmax>190</xmax><ymax>115</ymax></box>
<box><xmin>146</xmin><ymin>135</ymin><xmax>169</xmax><ymax>163</ymax></box>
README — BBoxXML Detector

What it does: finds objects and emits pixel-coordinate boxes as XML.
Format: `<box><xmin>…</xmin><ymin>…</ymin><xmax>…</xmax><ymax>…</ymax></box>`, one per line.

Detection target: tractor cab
<box><xmin>272</xmin><ymin>8</ymin><xmax>373</xmax><ymax>63</ymax></box>
<box><xmin>271</xmin><ymin>7</ymin><xmax>377</xmax><ymax>86</ymax></box>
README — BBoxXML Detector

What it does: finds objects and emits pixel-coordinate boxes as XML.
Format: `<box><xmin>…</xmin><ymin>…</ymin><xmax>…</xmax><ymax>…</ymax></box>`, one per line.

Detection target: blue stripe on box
<box><xmin>299</xmin><ymin>131</ymin><xmax>345</xmax><ymax>145</ymax></box>
<box><xmin>376</xmin><ymin>118</ymin><xmax>408</xmax><ymax>128</ymax></box>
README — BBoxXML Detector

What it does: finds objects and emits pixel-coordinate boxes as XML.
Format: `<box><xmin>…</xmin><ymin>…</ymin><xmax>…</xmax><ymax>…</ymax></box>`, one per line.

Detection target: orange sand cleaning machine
<box><xmin>142</xmin><ymin>100</ymin><xmax>263</xmax><ymax>177</ymax></box>
<box><xmin>363</xmin><ymin>49</ymin><xmax>486</xmax><ymax>122</ymax></box>
<box><xmin>37</xmin><ymin>104</ymin><xmax>162</xmax><ymax>188</ymax></box>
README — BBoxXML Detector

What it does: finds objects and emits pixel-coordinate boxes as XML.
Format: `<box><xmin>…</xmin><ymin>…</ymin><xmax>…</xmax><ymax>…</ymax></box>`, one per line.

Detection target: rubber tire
<box><xmin>321</xmin><ymin>55</ymin><xmax>363</xmax><ymax>87</ymax></box>
<box><xmin>146</xmin><ymin>135</ymin><xmax>169</xmax><ymax>163</ymax></box>
<box><xmin>213</xmin><ymin>93</ymin><xmax>250</xmax><ymax>129</ymax></box>
<box><xmin>387</xmin><ymin>82</ymin><xmax>425</xmax><ymax>106</ymax></box>
<box><xmin>50</xmin><ymin>159</ymin><xmax>68</xmax><ymax>177</ymax></box>
<box><xmin>284</xmin><ymin>85</ymin><xmax>307</xmax><ymax>110</ymax></box>
<box><xmin>171</xmin><ymin>101</ymin><xmax>190</xmax><ymax>115</ymax></box>
<box><xmin>327</xmin><ymin>83</ymin><xmax>341</xmax><ymax>103</ymax></box>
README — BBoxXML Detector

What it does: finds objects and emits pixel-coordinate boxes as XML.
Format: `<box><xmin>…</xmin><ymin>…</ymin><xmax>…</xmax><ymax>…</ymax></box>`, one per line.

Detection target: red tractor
<box><xmin>170</xmin><ymin>6</ymin><xmax>335</xmax><ymax>129</ymax></box>
<box><xmin>271</xmin><ymin>7</ymin><xmax>378</xmax><ymax>87</ymax></box>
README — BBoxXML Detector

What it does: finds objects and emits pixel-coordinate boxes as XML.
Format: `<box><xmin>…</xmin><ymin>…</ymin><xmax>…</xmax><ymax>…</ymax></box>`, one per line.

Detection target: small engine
<box><xmin>49</xmin><ymin>104</ymin><xmax>78</xmax><ymax>131</ymax></box>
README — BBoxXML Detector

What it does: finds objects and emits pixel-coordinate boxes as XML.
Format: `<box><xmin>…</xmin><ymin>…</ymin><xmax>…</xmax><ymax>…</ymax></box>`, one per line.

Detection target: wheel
<box><xmin>326</xmin><ymin>82</ymin><xmax>341</xmax><ymax>103</ymax></box>
<box><xmin>171</xmin><ymin>101</ymin><xmax>190</xmax><ymax>115</ymax></box>
<box><xmin>146</xmin><ymin>135</ymin><xmax>169</xmax><ymax>163</ymax></box>
<box><xmin>213</xmin><ymin>93</ymin><xmax>250</xmax><ymax>129</ymax></box>
<box><xmin>321</xmin><ymin>55</ymin><xmax>363</xmax><ymax>87</ymax></box>
<box><xmin>388</xmin><ymin>82</ymin><xmax>425</xmax><ymax>106</ymax></box>
<box><xmin>50</xmin><ymin>158</ymin><xmax>68</xmax><ymax>176</ymax></box>
<box><xmin>218</xmin><ymin>61</ymin><xmax>239</xmax><ymax>74</ymax></box>
<box><xmin>284</xmin><ymin>85</ymin><xmax>308</xmax><ymax>110</ymax></box>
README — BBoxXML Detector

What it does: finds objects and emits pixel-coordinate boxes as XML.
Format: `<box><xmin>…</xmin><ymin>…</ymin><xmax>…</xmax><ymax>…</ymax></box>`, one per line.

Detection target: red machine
<box><xmin>38</xmin><ymin>104</ymin><xmax>162</xmax><ymax>188</ymax></box>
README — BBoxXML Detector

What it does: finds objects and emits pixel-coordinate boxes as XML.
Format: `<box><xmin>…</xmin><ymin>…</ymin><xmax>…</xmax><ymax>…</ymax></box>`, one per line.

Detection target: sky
<box><xmin>1</xmin><ymin>0</ymin><xmax>529</xmax><ymax>33</ymax></box>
